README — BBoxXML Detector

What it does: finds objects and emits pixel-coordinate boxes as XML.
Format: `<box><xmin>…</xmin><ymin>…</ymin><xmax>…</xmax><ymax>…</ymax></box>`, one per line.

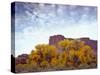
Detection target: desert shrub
<box><xmin>15</xmin><ymin>39</ymin><xmax>96</xmax><ymax>72</ymax></box>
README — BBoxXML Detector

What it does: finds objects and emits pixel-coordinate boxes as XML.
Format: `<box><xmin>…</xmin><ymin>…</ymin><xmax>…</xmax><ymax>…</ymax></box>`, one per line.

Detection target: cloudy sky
<box><xmin>12</xmin><ymin>2</ymin><xmax>97</xmax><ymax>56</ymax></box>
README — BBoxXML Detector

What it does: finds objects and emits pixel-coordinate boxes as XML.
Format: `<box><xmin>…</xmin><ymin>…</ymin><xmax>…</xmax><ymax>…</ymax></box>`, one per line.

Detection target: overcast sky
<box><xmin>12</xmin><ymin>2</ymin><xmax>97</xmax><ymax>56</ymax></box>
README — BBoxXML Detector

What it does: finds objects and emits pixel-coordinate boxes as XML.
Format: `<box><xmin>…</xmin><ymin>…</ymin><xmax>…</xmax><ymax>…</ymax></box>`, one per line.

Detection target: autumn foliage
<box><xmin>15</xmin><ymin>39</ymin><xmax>97</xmax><ymax>73</ymax></box>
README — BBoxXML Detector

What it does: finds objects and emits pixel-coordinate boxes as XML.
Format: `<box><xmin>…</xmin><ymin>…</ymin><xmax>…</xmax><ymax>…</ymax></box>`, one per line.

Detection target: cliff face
<box><xmin>49</xmin><ymin>35</ymin><xmax>97</xmax><ymax>54</ymax></box>
<box><xmin>80</xmin><ymin>38</ymin><xmax>97</xmax><ymax>54</ymax></box>
<box><xmin>49</xmin><ymin>35</ymin><xmax>65</xmax><ymax>46</ymax></box>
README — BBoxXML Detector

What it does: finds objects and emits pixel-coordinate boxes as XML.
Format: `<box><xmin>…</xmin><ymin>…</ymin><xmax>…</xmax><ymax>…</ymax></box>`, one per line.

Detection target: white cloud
<box><xmin>15</xmin><ymin>20</ymin><xmax>97</xmax><ymax>57</ymax></box>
